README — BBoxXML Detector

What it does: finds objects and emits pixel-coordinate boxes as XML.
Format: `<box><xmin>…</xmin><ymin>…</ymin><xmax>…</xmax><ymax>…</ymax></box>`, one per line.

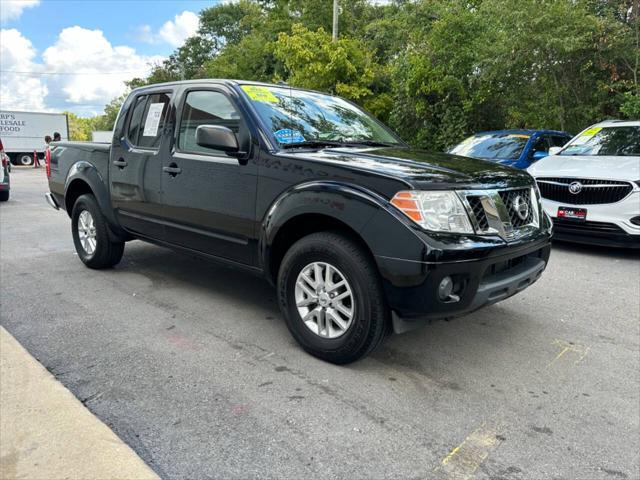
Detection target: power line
<box><xmin>0</xmin><ymin>69</ymin><xmax>151</xmax><ymax>76</ymax></box>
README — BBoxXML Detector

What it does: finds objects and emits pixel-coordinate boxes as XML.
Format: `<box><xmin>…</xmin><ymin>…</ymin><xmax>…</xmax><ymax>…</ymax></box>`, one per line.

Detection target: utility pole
<box><xmin>332</xmin><ymin>0</ymin><xmax>339</xmax><ymax>42</ymax></box>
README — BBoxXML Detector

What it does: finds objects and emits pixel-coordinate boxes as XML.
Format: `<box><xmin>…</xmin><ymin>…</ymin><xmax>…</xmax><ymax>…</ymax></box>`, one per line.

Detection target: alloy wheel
<box><xmin>294</xmin><ymin>261</ymin><xmax>355</xmax><ymax>339</ymax></box>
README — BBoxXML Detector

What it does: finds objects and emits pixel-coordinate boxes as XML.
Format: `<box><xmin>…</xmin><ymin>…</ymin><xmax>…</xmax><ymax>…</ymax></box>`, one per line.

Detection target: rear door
<box><xmin>109</xmin><ymin>91</ymin><xmax>172</xmax><ymax>239</ymax></box>
<box><xmin>160</xmin><ymin>85</ymin><xmax>258</xmax><ymax>265</ymax></box>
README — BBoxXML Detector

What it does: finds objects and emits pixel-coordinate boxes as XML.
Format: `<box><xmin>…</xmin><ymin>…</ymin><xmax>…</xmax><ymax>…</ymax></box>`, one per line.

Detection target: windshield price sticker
<box><xmin>580</xmin><ymin>127</ymin><xmax>602</xmax><ymax>138</ymax></box>
<box><xmin>142</xmin><ymin>103</ymin><xmax>165</xmax><ymax>137</ymax></box>
<box><xmin>241</xmin><ymin>85</ymin><xmax>279</xmax><ymax>103</ymax></box>
<box><xmin>274</xmin><ymin>128</ymin><xmax>305</xmax><ymax>144</ymax></box>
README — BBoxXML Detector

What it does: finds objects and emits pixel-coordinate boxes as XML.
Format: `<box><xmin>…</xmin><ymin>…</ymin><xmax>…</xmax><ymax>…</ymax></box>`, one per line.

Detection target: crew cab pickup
<box><xmin>46</xmin><ymin>80</ymin><xmax>552</xmax><ymax>364</ymax></box>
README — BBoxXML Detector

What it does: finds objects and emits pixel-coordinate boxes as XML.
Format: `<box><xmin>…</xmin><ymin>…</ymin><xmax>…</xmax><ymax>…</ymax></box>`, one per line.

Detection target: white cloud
<box><xmin>42</xmin><ymin>26</ymin><xmax>163</xmax><ymax>105</ymax></box>
<box><xmin>0</xmin><ymin>26</ymin><xmax>164</xmax><ymax>115</ymax></box>
<box><xmin>138</xmin><ymin>10</ymin><xmax>199</xmax><ymax>47</ymax></box>
<box><xmin>0</xmin><ymin>0</ymin><xmax>40</xmax><ymax>23</ymax></box>
<box><xmin>0</xmin><ymin>28</ymin><xmax>48</xmax><ymax>110</ymax></box>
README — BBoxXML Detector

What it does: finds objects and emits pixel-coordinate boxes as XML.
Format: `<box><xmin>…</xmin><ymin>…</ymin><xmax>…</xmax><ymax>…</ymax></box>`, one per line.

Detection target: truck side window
<box><xmin>178</xmin><ymin>90</ymin><xmax>241</xmax><ymax>156</ymax></box>
<box><xmin>126</xmin><ymin>95</ymin><xmax>147</xmax><ymax>145</ymax></box>
<box><xmin>137</xmin><ymin>93</ymin><xmax>172</xmax><ymax>149</ymax></box>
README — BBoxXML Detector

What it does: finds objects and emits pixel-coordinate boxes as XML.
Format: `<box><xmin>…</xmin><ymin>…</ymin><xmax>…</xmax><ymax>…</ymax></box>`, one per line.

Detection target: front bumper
<box><xmin>376</xmin><ymin>237</ymin><xmax>551</xmax><ymax>330</ymax></box>
<box><xmin>541</xmin><ymin>193</ymin><xmax>640</xmax><ymax>248</ymax></box>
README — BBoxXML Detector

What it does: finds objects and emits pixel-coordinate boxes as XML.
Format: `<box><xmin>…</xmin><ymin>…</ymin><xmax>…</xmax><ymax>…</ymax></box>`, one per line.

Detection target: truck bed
<box><xmin>49</xmin><ymin>141</ymin><xmax>111</xmax><ymax>205</ymax></box>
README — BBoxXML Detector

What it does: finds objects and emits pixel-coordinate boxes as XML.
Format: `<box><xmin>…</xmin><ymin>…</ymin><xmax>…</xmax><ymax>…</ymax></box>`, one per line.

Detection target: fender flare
<box><xmin>259</xmin><ymin>180</ymin><xmax>424</xmax><ymax>281</ymax></box>
<box><xmin>64</xmin><ymin>161</ymin><xmax>124</xmax><ymax>237</ymax></box>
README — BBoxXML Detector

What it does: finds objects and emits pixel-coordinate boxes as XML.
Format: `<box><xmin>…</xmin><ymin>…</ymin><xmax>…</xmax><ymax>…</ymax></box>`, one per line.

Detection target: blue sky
<box><xmin>0</xmin><ymin>0</ymin><xmax>223</xmax><ymax>116</ymax></box>
<box><xmin>13</xmin><ymin>0</ymin><xmax>216</xmax><ymax>57</ymax></box>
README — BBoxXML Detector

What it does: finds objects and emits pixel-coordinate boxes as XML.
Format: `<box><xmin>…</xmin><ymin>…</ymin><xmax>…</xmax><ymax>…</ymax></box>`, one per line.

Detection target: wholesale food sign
<box><xmin>0</xmin><ymin>113</ymin><xmax>26</xmax><ymax>136</ymax></box>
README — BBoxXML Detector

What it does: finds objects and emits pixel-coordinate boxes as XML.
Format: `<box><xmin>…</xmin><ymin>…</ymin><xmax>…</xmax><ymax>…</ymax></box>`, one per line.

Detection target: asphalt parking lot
<box><xmin>1</xmin><ymin>167</ymin><xmax>639</xmax><ymax>480</ymax></box>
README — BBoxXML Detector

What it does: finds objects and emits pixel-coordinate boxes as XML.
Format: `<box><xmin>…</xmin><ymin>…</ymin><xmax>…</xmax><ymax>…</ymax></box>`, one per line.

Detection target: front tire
<box><xmin>278</xmin><ymin>231</ymin><xmax>389</xmax><ymax>364</ymax></box>
<box><xmin>71</xmin><ymin>194</ymin><xmax>124</xmax><ymax>269</ymax></box>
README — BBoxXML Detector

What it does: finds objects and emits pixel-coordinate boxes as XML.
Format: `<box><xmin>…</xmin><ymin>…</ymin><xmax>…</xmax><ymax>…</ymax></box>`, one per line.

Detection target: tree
<box><xmin>82</xmin><ymin>0</ymin><xmax>639</xmax><ymax>151</ymax></box>
<box><xmin>273</xmin><ymin>24</ymin><xmax>377</xmax><ymax>104</ymax></box>
<box><xmin>65</xmin><ymin>112</ymin><xmax>95</xmax><ymax>141</ymax></box>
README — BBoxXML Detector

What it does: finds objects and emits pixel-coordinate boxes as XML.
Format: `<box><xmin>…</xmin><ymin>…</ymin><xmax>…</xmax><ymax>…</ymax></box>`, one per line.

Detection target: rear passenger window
<box><xmin>178</xmin><ymin>90</ymin><xmax>240</xmax><ymax>155</ymax></box>
<box><xmin>138</xmin><ymin>93</ymin><xmax>171</xmax><ymax>149</ymax></box>
<box><xmin>126</xmin><ymin>93</ymin><xmax>171</xmax><ymax>149</ymax></box>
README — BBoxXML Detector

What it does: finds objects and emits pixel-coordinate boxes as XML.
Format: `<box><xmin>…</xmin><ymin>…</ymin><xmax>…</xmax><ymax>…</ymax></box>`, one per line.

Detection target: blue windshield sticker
<box><xmin>274</xmin><ymin>129</ymin><xmax>305</xmax><ymax>144</ymax></box>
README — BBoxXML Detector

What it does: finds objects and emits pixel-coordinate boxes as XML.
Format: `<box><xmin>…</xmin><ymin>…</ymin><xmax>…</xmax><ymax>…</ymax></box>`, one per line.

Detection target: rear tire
<box><xmin>0</xmin><ymin>190</ymin><xmax>8</xmax><ymax>202</ymax></box>
<box><xmin>71</xmin><ymin>194</ymin><xmax>124</xmax><ymax>269</ymax></box>
<box><xmin>278</xmin><ymin>231</ymin><xmax>389</xmax><ymax>364</ymax></box>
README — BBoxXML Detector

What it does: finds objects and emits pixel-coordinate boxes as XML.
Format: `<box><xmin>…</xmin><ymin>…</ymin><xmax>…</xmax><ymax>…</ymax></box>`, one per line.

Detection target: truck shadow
<box><xmin>113</xmin><ymin>240</ymin><xmax>533</xmax><ymax>382</ymax></box>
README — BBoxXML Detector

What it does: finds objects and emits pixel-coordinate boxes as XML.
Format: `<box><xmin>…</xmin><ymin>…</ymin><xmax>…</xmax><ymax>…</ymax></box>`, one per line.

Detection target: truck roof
<box><xmin>130</xmin><ymin>79</ymin><xmax>318</xmax><ymax>95</ymax></box>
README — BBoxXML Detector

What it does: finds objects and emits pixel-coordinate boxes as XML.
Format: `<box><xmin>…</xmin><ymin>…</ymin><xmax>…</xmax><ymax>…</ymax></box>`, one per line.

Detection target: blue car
<box><xmin>449</xmin><ymin>129</ymin><xmax>573</xmax><ymax>169</ymax></box>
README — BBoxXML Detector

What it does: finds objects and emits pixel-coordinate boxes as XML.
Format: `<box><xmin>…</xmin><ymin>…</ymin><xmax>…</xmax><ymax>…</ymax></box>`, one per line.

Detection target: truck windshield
<box><xmin>239</xmin><ymin>84</ymin><xmax>402</xmax><ymax>147</ymax></box>
<box><xmin>559</xmin><ymin>126</ymin><xmax>640</xmax><ymax>156</ymax></box>
<box><xmin>449</xmin><ymin>133</ymin><xmax>530</xmax><ymax>160</ymax></box>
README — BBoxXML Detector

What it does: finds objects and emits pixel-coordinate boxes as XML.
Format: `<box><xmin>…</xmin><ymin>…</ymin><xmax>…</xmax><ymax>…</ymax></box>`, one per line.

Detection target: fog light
<box><xmin>438</xmin><ymin>276</ymin><xmax>453</xmax><ymax>300</ymax></box>
<box><xmin>631</xmin><ymin>216</ymin><xmax>640</xmax><ymax>226</ymax></box>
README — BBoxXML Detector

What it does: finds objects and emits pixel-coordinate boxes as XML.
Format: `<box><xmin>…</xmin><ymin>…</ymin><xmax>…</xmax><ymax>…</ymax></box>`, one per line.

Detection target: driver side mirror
<box><xmin>196</xmin><ymin>125</ymin><xmax>239</xmax><ymax>153</ymax></box>
<box><xmin>532</xmin><ymin>150</ymin><xmax>548</xmax><ymax>161</ymax></box>
<box><xmin>548</xmin><ymin>146</ymin><xmax>562</xmax><ymax>156</ymax></box>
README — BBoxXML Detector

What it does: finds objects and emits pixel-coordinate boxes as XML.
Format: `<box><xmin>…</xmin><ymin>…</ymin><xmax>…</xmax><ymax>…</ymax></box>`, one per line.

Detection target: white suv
<box><xmin>528</xmin><ymin>120</ymin><xmax>639</xmax><ymax>248</ymax></box>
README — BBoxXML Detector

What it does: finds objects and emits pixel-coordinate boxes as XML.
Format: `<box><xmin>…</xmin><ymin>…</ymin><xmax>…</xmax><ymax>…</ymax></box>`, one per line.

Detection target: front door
<box><xmin>110</xmin><ymin>91</ymin><xmax>172</xmax><ymax>239</ymax></box>
<box><xmin>160</xmin><ymin>87</ymin><xmax>257</xmax><ymax>265</ymax></box>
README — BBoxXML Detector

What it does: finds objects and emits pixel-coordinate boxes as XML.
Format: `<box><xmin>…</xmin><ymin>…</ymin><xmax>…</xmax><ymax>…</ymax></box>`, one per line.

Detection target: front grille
<box><xmin>463</xmin><ymin>187</ymin><xmax>538</xmax><ymax>240</ymax></box>
<box><xmin>467</xmin><ymin>196</ymin><xmax>489</xmax><ymax>230</ymax></box>
<box><xmin>537</xmin><ymin>177</ymin><xmax>633</xmax><ymax>205</ymax></box>
<box><xmin>499</xmin><ymin>188</ymin><xmax>534</xmax><ymax>227</ymax></box>
<box><xmin>552</xmin><ymin>218</ymin><xmax>626</xmax><ymax>234</ymax></box>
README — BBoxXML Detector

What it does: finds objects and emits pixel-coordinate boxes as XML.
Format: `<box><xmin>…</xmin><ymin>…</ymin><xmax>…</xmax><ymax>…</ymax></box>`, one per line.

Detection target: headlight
<box><xmin>391</xmin><ymin>190</ymin><xmax>474</xmax><ymax>234</ymax></box>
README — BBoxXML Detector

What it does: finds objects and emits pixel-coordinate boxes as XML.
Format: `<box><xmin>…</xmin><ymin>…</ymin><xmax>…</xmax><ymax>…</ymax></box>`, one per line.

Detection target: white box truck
<box><xmin>0</xmin><ymin>110</ymin><xmax>69</xmax><ymax>165</ymax></box>
<box><xmin>91</xmin><ymin>130</ymin><xmax>113</xmax><ymax>143</ymax></box>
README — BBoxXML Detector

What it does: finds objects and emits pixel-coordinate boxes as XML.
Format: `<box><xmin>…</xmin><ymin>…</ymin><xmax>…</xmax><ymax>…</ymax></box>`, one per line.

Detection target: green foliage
<box><xmin>273</xmin><ymin>24</ymin><xmax>374</xmax><ymax>100</ymax></box>
<box><xmin>87</xmin><ymin>0</ymin><xmax>639</xmax><ymax>150</ymax></box>
<box><xmin>65</xmin><ymin>112</ymin><xmax>95</xmax><ymax>141</ymax></box>
<box><xmin>620</xmin><ymin>92</ymin><xmax>640</xmax><ymax>118</ymax></box>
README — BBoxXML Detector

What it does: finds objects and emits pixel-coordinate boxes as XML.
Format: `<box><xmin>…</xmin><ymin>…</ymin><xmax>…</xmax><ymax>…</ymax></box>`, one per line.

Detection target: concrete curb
<box><xmin>0</xmin><ymin>326</ymin><xmax>160</xmax><ymax>480</ymax></box>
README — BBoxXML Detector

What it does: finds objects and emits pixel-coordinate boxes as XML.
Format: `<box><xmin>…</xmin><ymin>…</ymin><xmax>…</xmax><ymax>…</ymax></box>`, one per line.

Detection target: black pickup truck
<box><xmin>46</xmin><ymin>80</ymin><xmax>552</xmax><ymax>364</ymax></box>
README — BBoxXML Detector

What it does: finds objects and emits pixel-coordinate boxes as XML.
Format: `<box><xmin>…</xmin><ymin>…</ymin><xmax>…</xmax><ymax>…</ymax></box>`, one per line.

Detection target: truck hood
<box><xmin>281</xmin><ymin>146</ymin><xmax>533</xmax><ymax>190</ymax></box>
<box><xmin>528</xmin><ymin>154</ymin><xmax>640</xmax><ymax>182</ymax></box>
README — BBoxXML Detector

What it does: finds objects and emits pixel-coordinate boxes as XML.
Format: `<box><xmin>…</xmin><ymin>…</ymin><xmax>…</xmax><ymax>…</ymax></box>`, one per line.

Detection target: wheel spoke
<box><xmin>302</xmin><ymin>307</ymin><xmax>319</xmax><ymax>325</ymax></box>
<box><xmin>317</xmin><ymin>308</ymin><xmax>327</xmax><ymax>337</ymax></box>
<box><xmin>325</xmin><ymin>263</ymin><xmax>333</xmax><ymax>286</ymax></box>
<box><xmin>335</xmin><ymin>302</ymin><xmax>353</xmax><ymax>319</ymax></box>
<box><xmin>326</xmin><ymin>308</ymin><xmax>348</xmax><ymax>330</ymax></box>
<box><xmin>296</xmin><ymin>296</ymin><xmax>317</xmax><ymax>307</ymax></box>
<box><xmin>296</xmin><ymin>278</ymin><xmax>317</xmax><ymax>299</ymax></box>
<box><xmin>326</xmin><ymin>279</ymin><xmax>345</xmax><ymax>294</ymax></box>
<box><xmin>314</xmin><ymin>263</ymin><xmax>323</xmax><ymax>289</ymax></box>
<box><xmin>332</xmin><ymin>290</ymin><xmax>351</xmax><ymax>302</ymax></box>
<box><xmin>300</xmin><ymin>271</ymin><xmax>317</xmax><ymax>290</ymax></box>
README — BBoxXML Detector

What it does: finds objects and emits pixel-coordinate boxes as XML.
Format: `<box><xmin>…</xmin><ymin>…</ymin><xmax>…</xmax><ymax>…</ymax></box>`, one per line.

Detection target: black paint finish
<box><xmin>47</xmin><ymin>79</ymin><xmax>552</xmax><ymax>321</ymax></box>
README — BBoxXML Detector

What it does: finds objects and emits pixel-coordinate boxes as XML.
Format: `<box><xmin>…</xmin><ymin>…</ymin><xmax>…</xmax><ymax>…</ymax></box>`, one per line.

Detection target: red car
<box><xmin>0</xmin><ymin>139</ymin><xmax>11</xmax><ymax>201</ymax></box>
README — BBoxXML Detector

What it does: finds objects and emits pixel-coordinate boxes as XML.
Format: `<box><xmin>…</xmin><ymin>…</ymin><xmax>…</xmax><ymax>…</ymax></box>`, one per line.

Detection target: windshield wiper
<box><xmin>280</xmin><ymin>140</ymin><xmax>347</xmax><ymax>149</ymax></box>
<box><xmin>280</xmin><ymin>140</ymin><xmax>400</xmax><ymax>150</ymax></box>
